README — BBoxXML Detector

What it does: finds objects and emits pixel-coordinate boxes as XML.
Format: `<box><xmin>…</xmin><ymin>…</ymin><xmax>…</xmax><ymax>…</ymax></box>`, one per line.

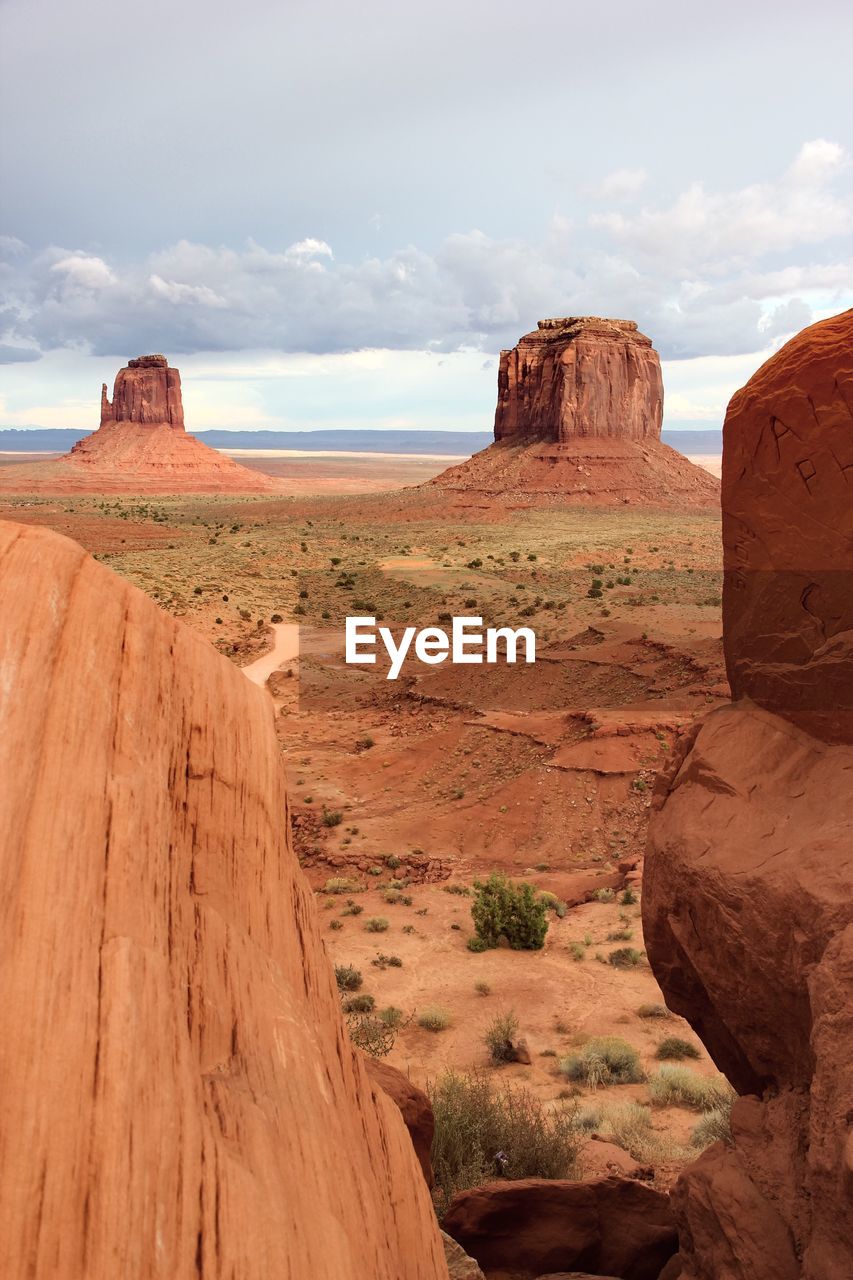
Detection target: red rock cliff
<box><xmin>722</xmin><ymin>309</ymin><xmax>853</xmax><ymax>743</ymax></box>
<box><xmin>494</xmin><ymin>317</ymin><xmax>663</xmax><ymax>444</ymax></box>
<box><xmin>0</xmin><ymin>520</ymin><xmax>447</xmax><ymax>1279</ymax></box>
<box><xmin>101</xmin><ymin>353</ymin><xmax>185</xmax><ymax>429</ymax></box>
<box><xmin>643</xmin><ymin>311</ymin><xmax>853</xmax><ymax>1280</ymax></box>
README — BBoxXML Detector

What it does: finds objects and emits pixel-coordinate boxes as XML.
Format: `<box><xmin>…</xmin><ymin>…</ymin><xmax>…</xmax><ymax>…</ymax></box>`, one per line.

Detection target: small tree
<box><xmin>470</xmin><ymin>873</ymin><xmax>548</xmax><ymax>951</ymax></box>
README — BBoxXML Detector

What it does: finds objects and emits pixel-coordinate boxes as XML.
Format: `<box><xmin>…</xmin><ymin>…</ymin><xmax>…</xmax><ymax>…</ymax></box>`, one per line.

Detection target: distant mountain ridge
<box><xmin>0</xmin><ymin>426</ymin><xmax>723</xmax><ymax>455</ymax></box>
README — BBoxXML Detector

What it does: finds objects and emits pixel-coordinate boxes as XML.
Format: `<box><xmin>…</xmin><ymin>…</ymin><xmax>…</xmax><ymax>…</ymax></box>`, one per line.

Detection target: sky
<box><xmin>1</xmin><ymin>0</ymin><xmax>851</xmax><ymax>434</ymax></box>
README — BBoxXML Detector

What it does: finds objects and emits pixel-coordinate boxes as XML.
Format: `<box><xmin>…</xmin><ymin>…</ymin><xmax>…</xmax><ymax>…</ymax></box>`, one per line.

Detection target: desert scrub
<box><xmin>692</xmin><ymin>1102</ymin><xmax>734</xmax><ymax>1148</ymax></box>
<box><xmin>321</xmin><ymin>807</ymin><xmax>343</xmax><ymax>827</ymax></box>
<box><xmin>538</xmin><ymin>891</ymin><xmax>567</xmax><ymax>918</ymax></box>
<box><xmin>342</xmin><ymin>993</ymin><xmax>375</xmax><ymax>1014</ymax></box>
<box><xmin>364</xmin><ymin>916</ymin><xmax>390</xmax><ymax>933</ymax></box>
<box><xmin>340</xmin><ymin>901</ymin><xmax>363</xmax><ymax>916</ymax></box>
<box><xmin>569</xmin><ymin>941</ymin><xmax>586</xmax><ymax>961</ymax></box>
<box><xmin>656</xmin><ymin>1036</ymin><xmax>700</xmax><ymax>1061</ymax></box>
<box><xmin>324</xmin><ymin>876</ymin><xmax>362</xmax><ymax>895</ymax></box>
<box><xmin>648</xmin><ymin>1066</ymin><xmax>735</xmax><ymax>1111</ymax></box>
<box><xmin>378</xmin><ymin>1005</ymin><xmax>406</xmax><ymax>1029</ymax></box>
<box><xmin>474</xmin><ymin>980</ymin><xmax>491</xmax><ymax>996</ymax></box>
<box><xmin>592</xmin><ymin>887</ymin><xmax>615</xmax><ymax>903</ymax></box>
<box><xmin>345</xmin><ymin>1009</ymin><xmax>397</xmax><ymax>1058</ymax></box>
<box><xmin>637</xmin><ymin>1002</ymin><xmax>670</xmax><ymax>1019</ymax></box>
<box><xmin>470</xmin><ymin>872</ymin><xmax>548</xmax><ymax>950</ymax></box>
<box><xmin>608</xmin><ymin>947</ymin><xmax>643</xmax><ymax>968</ymax></box>
<box><xmin>560</xmin><ymin>1036</ymin><xmax>645</xmax><ymax>1088</ymax></box>
<box><xmin>428</xmin><ymin>1070</ymin><xmax>580</xmax><ymax>1218</ymax></box>
<box><xmin>334</xmin><ymin>963</ymin><xmax>362</xmax><ymax>992</ymax></box>
<box><xmin>370</xmin><ymin>952</ymin><xmax>402</xmax><ymax>969</ymax></box>
<box><xmin>418</xmin><ymin>1006</ymin><xmax>452</xmax><ymax>1032</ymax></box>
<box><xmin>484</xmin><ymin>1010</ymin><xmax>520</xmax><ymax>1064</ymax></box>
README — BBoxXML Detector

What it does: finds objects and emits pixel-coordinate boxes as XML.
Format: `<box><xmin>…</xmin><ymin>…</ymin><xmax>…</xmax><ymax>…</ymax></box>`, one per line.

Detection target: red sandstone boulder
<box><xmin>441</xmin><ymin>1176</ymin><xmax>677</xmax><ymax>1280</ymax></box>
<box><xmin>643</xmin><ymin>311</ymin><xmax>853</xmax><ymax>1280</ymax></box>
<box><xmin>363</xmin><ymin>1055</ymin><xmax>435</xmax><ymax>1184</ymax></box>
<box><xmin>0</xmin><ymin>521</ymin><xmax>447</xmax><ymax>1279</ymax></box>
<box><xmin>722</xmin><ymin>309</ymin><xmax>853</xmax><ymax>743</ymax></box>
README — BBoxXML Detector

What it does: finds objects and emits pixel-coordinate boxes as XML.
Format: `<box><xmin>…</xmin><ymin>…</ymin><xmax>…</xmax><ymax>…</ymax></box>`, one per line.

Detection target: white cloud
<box><xmin>1</xmin><ymin>142</ymin><xmax>851</xmax><ymax>369</ymax></box>
<box><xmin>596</xmin><ymin>167</ymin><xmax>648</xmax><ymax>198</ymax></box>
<box><xmin>49</xmin><ymin>254</ymin><xmax>117</xmax><ymax>290</ymax></box>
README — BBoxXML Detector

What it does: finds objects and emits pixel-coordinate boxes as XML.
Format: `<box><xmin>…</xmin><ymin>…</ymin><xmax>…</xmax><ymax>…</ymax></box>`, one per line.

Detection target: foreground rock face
<box><xmin>722</xmin><ymin>309</ymin><xmax>853</xmax><ymax>742</ymax></box>
<box><xmin>431</xmin><ymin>318</ymin><xmax>718</xmax><ymax>509</ymax></box>
<box><xmin>441</xmin><ymin>1176</ymin><xmax>677</xmax><ymax>1280</ymax></box>
<box><xmin>0</xmin><ymin>520</ymin><xmax>447</xmax><ymax>1279</ymax></box>
<box><xmin>644</xmin><ymin>311</ymin><xmax>853</xmax><ymax>1280</ymax></box>
<box><xmin>494</xmin><ymin>317</ymin><xmax>663</xmax><ymax>444</ymax></box>
<box><xmin>363</xmin><ymin>1056</ymin><xmax>435</xmax><ymax>1184</ymax></box>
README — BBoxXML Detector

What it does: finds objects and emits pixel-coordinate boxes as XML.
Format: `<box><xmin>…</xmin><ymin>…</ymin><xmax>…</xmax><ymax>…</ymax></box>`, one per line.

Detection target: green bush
<box><xmin>648</xmin><ymin>1066</ymin><xmax>735</xmax><ymax>1111</ymax></box>
<box><xmin>656</xmin><ymin>1036</ymin><xmax>700</xmax><ymax>1061</ymax></box>
<box><xmin>466</xmin><ymin>935</ymin><xmax>488</xmax><ymax>953</ymax></box>
<box><xmin>334</xmin><ymin>964</ymin><xmax>362</xmax><ymax>992</ymax></box>
<box><xmin>470</xmin><ymin>872</ymin><xmax>548</xmax><ymax>951</ymax></box>
<box><xmin>378</xmin><ymin>1005</ymin><xmax>406</xmax><ymax>1029</ymax></box>
<box><xmin>608</xmin><ymin>947</ymin><xmax>643</xmax><ymax>968</ymax></box>
<box><xmin>428</xmin><ymin>1071</ymin><xmax>580</xmax><ymax>1218</ymax></box>
<box><xmin>484</xmin><ymin>1010</ymin><xmax>520</xmax><ymax>1064</ymax></box>
<box><xmin>418</xmin><ymin>1006</ymin><xmax>452</xmax><ymax>1032</ymax></box>
<box><xmin>560</xmin><ymin>1036</ymin><xmax>645</xmax><ymax>1088</ymax></box>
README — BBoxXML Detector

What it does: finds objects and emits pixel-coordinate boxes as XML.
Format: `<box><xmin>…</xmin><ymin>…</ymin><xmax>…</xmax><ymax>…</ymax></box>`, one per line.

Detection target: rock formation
<box><xmin>643</xmin><ymin>310</ymin><xmax>853</xmax><ymax>1280</ymax></box>
<box><xmin>494</xmin><ymin>317</ymin><xmax>663</xmax><ymax>444</ymax></box>
<box><xmin>441</xmin><ymin>1176</ymin><xmax>677</xmax><ymax>1279</ymax></box>
<box><xmin>0</xmin><ymin>519</ymin><xmax>447</xmax><ymax>1279</ymax></box>
<box><xmin>431</xmin><ymin>318</ymin><xmax>719</xmax><ymax>509</ymax></box>
<box><xmin>100</xmin><ymin>353</ymin><xmax>185</xmax><ymax>428</ymax></box>
<box><xmin>722</xmin><ymin>308</ymin><xmax>853</xmax><ymax>742</ymax></box>
<box><xmin>0</xmin><ymin>355</ymin><xmax>282</xmax><ymax>494</ymax></box>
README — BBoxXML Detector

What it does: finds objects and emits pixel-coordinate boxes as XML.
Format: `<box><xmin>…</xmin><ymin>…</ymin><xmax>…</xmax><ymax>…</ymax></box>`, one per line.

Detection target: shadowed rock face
<box><xmin>101</xmin><ymin>353</ymin><xmax>185</xmax><ymax>429</ymax></box>
<box><xmin>0</xmin><ymin>520</ymin><xmax>447</xmax><ymax>1280</ymax></box>
<box><xmin>494</xmin><ymin>317</ymin><xmax>663</xmax><ymax>444</ymax></box>
<box><xmin>722</xmin><ymin>308</ymin><xmax>853</xmax><ymax>743</ymax></box>
<box><xmin>643</xmin><ymin>310</ymin><xmax>853</xmax><ymax>1280</ymax></box>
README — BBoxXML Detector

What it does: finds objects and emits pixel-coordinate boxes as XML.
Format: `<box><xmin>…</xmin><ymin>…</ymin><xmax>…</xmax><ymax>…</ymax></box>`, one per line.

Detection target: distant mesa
<box><xmin>0</xmin><ymin>354</ymin><xmax>282</xmax><ymax>495</ymax></box>
<box><xmin>432</xmin><ymin>316</ymin><xmax>719</xmax><ymax>508</ymax></box>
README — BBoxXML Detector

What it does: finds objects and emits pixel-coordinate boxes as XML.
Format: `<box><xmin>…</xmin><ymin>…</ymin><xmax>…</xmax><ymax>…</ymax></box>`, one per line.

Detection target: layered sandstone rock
<box><xmin>431</xmin><ymin>318</ymin><xmax>718</xmax><ymax>509</ymax></box>
<box><xmin>0</xmin><ymin>355</ymin><xmax>281</xmax><ymax>494</ymax></box>
<box><xmin>494</xmin><ymin>317</ymin><xmax>663</xmax><ymax>444</ymax></box>
<box><xmin>722</xmin><ymin>309</ymin><xmax>853</xmax><ymax>742</ymax></box>
<box><xmin>0</xmin><ymin>520</ymin><xmax>447</xmax><ymax>1279</ymax></box>
<box><xmin>441</xmin><ymin>1176</ymin><xmax>677</xmax><ymax>1280</ymax></box>
<box><xmin>643</xmin><ymin>311</ymin><xmax>853</xmax><ymax>1280</ymax></box>
<box><xmin>100</xmin><ymin>352</ymin><xmax>185</xmax><ymax>428</ymax></box>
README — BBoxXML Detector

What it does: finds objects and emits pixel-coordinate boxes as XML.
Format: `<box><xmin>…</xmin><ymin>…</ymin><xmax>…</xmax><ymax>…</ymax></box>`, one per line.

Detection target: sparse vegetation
<box><xmin>608</xmin><ymin>946</ymin><xmax>643</xmax><ymax>968</ymax></box>
<box><xmin>692</xmin><ymin>1102</ymin><xmax>734</xmax><ymax>1148</ymax></box>
<box><xmin>637</xmin><ymin>1002</ymin><xmax>670</xmax><ymax>1019</ymax></box>
<box><xmin>364</xmin><ymin>916</ymin><xmax>390</xmax><ymax>933</ymax></box>
<box><xmin>648</xmin><ymin>1066</ymin><xmax>735</xmax><ymax>1112</ymax></box>
<box><xmin>560</xmin><ymin>1036</ymin><xmax>645</xmax><ymax>1088</ymax></box>
<box><xmin>656</xmin><ymin>1036</ymin><xmax>701</xmax><ymax>1061</ymax></box>
<box><xmin>343</xmin><ymin>993</ymin><xmax>375</xmax><ymax>1014</ymax></box>
<box><xmin>484</xmin><ymin>1010</ymin><xmax>520</xmax><ymax>1064</ymax></box>
<box><xmin>418</xmin><ymin>1006</ymin><xmax>452</xmax><ymax>1032</ymax></box>
<box><xmin>334</xmin><ymin>964</ymin><xmax>362</xmax><ymax>991</ymax></box>
<box><xmin>474</xmin><ymin>980</ymin><xmax>491</xmax><ymax>996</ymax></box>
<box><xmin>428</xmin><ymin>1071</ymin><xmax>580</xmax><ymax>1218</ymax></box>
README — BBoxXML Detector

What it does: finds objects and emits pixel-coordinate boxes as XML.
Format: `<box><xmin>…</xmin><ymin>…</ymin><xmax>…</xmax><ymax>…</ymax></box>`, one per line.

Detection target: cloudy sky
<box><xmin>1</xmin><ymin>0</ymin><xmax>851</xmax><ymax>434</ymax></box>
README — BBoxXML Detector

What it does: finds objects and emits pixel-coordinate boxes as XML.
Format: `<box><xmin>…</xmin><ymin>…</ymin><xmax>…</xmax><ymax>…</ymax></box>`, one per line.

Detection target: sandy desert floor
<box><xmin>0</xmin><ymin>450</ymin><xmax>728</xmax><ymax>1188</ymax></box>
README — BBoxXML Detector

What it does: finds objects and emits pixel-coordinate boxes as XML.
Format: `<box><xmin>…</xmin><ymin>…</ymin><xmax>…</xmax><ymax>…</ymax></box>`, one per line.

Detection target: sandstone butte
<box><xmin>643</xmin><ymin>309</ymin><xmax>853</xmax><ymax>1280</ymax></box>
<box><xmin>431</xmin><ymin>317</ymin><xmax>719</xmax><ymax>508</ymax></box>
<box><xmin>0</xmin><ymin>518</ymin><xmax>448</xmax><ymax>1280</ymax></box>
<box><xmin>0</xmin><ymin>354</ymin><xmax>282</xmax><ymax>494</ymax></box>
